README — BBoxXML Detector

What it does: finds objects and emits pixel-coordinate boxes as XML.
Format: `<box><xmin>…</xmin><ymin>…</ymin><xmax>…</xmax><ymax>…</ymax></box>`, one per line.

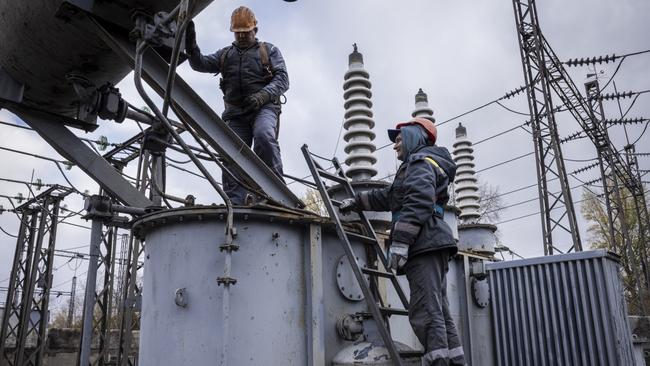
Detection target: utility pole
<box><xmin>67</xmin><ymin>276</ymin><xmax>77</xmax><ymax>328</ymax></box>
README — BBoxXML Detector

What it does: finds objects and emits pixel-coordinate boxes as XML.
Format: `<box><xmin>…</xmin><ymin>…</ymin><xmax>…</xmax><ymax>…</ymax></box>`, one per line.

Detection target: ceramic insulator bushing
<box><xmin>453</xmin><ymin>123</ymin><xmax>481</xmax><ymax>222</ymax></box>
<box><xmin>411</xmin><ymin>88</ymin><xmax>435</xmax><ymax>123</ymax></box>
<box><xmin>343</xmin><ymin>45</ymin><xmax>377</xmax><ymax>181</ymax></box>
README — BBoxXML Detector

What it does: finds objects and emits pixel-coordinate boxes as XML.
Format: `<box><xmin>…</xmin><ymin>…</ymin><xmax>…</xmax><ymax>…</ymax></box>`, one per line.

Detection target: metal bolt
<box><xmin>175</xmin><ymin>288</ymin><xmax>188</xmax><ymax>308</ymax></box>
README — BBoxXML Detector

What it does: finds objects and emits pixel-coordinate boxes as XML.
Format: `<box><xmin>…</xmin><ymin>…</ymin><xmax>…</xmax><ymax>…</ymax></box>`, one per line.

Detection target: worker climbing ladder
<box><xmin>302</xmin><ymin>144</ymin><xmax>419</xmax><ymax>366</ymax></box>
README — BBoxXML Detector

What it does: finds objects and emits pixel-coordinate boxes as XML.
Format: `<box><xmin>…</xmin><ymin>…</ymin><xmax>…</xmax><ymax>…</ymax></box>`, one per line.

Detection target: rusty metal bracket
<box><xmin>216</xmin><ymin>277</ymin><xmax>237</xmax><ymax>286</ymax></box>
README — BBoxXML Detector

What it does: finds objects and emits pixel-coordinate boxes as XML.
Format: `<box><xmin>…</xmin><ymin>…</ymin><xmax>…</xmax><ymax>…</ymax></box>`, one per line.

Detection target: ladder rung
<box><xmin>399</xmin><ymin>350</ymin><xmax>424</xmax><ymax>358</ymax></box>
<box><xmin>379</xmin><ymin>306</ymin><xmax>408</xmax><ymax>316</ymax></box>
<box><xmin>362</xmin><ymin>267</ymin><xmax>394</xmax><ymax>278</ymax></box>
<box><xmin>345</xmin><ymin>231</ymin><xmax>377</xmax><ymax>244</ymax></box>
<box><xmin>317</xmin><ymin>169</ymin><xmax>347</xmax><ymax>184</ymax></box>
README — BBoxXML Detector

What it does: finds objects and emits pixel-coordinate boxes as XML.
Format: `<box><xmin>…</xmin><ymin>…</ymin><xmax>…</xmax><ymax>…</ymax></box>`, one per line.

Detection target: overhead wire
<box><xmin>496</xmin><ymin>187</ymin><xmax>650</xmax><ymax>226</ymax></box>
<box><xmin>0</xmin><ymin>225</ymin><xmax>17</xmax><ymax>238</ymax></box>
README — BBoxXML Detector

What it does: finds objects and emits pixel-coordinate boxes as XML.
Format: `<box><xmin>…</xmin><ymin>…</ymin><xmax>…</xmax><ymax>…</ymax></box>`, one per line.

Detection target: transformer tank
<box><xmin>0</xmin><ymin>0</ymin><xmax>212</xmax><ymax>123</ymax></box>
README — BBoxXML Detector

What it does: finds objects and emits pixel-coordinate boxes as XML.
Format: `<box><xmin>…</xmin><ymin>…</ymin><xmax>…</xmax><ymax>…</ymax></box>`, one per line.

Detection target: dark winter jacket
<box><xmin>187</xmin><ymin>39</ymin><xmax>289</xmax><ymax>120</ymax></box>
<box><xmin>357</xmin><ymin>145</ymin><xmax>458</xmax><ymax>259</ymax></box>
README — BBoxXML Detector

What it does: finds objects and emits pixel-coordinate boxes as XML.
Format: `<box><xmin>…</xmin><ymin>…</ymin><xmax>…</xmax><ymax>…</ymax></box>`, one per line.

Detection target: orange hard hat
<box><xmin>387</xmin><ymin>117</ymin><xmax>437</xmax><ymax>144</ymax></box>
<box><xmin>230</xmin><ymin>6</ymin><xmax>257</xmax><ymax>32</ymax></box>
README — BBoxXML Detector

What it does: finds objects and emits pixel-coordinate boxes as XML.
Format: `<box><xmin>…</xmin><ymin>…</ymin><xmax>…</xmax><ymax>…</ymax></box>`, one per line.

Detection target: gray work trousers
<box><xmin>222</xmin><ymin>105</ymin><xmax>284</xmax><ymax>205</ymax></box>
<box><xmin>404</xmin><ymin>251</ymin><xmax>465</xmax><ymax>366</ymax></box>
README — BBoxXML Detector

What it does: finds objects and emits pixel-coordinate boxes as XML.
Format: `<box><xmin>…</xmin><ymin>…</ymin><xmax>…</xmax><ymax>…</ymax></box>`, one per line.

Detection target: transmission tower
<box><xmin>585</xmin><ymin>77</ymin><xmax>647</xmax><ymax>314</ymax></box>
<box><xmin>513</xmin><ymin>1</ymin><xmax>650</xmax><ymax>308</ymax></box>
<box><xmin>512</xmin><ymin>0</ymin><xmax>582</xmax><ymax>254</ymax></box>
<box><xmin>624</xmin><ymin>143</ymin><xmax>650</xmax><ymax>288</ymax></box>
<box><xmin>67</xmin><ymin>276</ymin><xmax>77</xmax><ymax>328</ymax></box>
<box><xmin>0</xmin><ymin>186</ymin><xmax>71</xmax><ymax>366</ymax></box>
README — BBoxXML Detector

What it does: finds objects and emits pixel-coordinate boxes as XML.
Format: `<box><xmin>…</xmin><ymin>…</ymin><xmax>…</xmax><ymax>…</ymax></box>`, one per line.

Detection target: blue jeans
<box><xmin>222</xmin><ymin>105</ymin><xmax>284</xmax><ymax>205</ymax></box>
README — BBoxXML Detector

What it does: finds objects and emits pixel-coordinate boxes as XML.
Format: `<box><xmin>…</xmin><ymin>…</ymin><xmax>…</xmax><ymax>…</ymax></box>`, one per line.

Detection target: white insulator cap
<box><xmin>453</xmin><ymin>123</ymin><xmax>481</xmax><ymax>223</ymax></box>
<box><xmin>411</xmin><ymin>88</ymin><xmax>435</xmax><ymax>123</ymax></box>
<box><xmin>343</xmin><ymin>44</ymin><xmax>377</xmax><ymax>181</ymax></box>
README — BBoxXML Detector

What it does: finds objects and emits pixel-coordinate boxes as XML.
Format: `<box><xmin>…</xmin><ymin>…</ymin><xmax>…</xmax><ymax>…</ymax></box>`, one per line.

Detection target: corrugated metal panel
<box><xmin>487</xmin><ymin>250</ymin><xmax>635</xmax><ymax>366</ymax></box>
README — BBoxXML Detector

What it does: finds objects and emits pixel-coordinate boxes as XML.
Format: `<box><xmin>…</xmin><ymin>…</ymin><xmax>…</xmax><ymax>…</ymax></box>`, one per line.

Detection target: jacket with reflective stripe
<box><xmin>358</xmin><ymin>145</ymin><xmax>458</xmax><ymax>259</ymax></box>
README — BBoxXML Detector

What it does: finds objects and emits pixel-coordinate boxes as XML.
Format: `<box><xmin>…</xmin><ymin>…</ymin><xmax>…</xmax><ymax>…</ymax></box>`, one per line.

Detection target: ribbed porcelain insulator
<box><xmin>411</xmin><ymin>88</ymin><xmax>435</xmax><ymax>123</ymax></box>
<box><xmin>453</xmin><ymin>123</ymin><xmax>481</xmax><ymax>223</ymax></box>
<box><xmin>343</xmin><ymin>44</ymin><xmax>377</xmax><ymax>181</ymax></box>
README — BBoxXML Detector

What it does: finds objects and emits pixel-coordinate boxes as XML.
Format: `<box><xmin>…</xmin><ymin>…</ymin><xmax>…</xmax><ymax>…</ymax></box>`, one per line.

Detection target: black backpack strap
<box><xmin>258</xmin><ymin>42</ymin><xmax>274</xmax><ymax>80</ymax></box>
<box><xmin>219</xmin><ymin>45</ymin><xmax>233</xmax><ymax>73</ymax></box>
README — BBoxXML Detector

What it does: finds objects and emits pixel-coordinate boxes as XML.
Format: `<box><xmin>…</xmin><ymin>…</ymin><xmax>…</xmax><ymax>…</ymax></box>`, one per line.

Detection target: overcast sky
<box><xmin>1</xmin><ymin>0</ymin><xmax>649</xmax><ymax>311</ymax></box>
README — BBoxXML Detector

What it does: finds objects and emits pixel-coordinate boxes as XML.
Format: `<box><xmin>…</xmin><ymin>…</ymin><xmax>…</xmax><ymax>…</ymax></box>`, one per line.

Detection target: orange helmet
<box><xmin>230</xmin><ymin>6</ymin><xmax>257</xmax><ymax>32</ymax></box>
<box><xmin>387</xmin><ymin>117</ymin><xmax>437</xmax><ymax>144</ymax></box>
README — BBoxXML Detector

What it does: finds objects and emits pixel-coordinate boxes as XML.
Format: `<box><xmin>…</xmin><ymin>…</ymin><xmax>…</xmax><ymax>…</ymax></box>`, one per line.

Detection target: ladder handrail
<box><xmin>302</xmin><ymin>144</ymin><xmax>412</xmax><ymax>365</ymax></box>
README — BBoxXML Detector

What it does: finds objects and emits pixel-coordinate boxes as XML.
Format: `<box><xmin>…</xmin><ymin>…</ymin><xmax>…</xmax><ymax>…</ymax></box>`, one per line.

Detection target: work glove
<box><xmin>242</xmin><ymin>90</ymin><xmax>272</xmax><ymax>114</ymax></box>
<box><xmin>387</xmin><ymin>242</ymin><xmax>409</xmax><ymax>271</ymax></box>
<box><xmin>185</xmin><ymin>21</ymin><xmax>198</xmax><ymax>55</ymax></box>
<box><xmin>338</xmin><ymin>197</ymin><xmax>360</xmax><ymax>215</ymax></box>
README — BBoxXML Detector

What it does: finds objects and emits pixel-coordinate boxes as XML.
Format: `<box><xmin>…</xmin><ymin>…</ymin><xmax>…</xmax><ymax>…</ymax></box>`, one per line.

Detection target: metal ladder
<box><xmin>301</xmin><ymin>145</ymin><xmax>417</xmax><ymax>366</ymax></box>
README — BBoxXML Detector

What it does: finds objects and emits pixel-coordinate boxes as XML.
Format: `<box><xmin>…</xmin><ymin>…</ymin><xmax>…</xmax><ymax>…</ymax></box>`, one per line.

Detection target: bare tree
<box><xmin>581</xmin><ymin>188</ymin><xmax>650</xmax><ymax>314</ymax></box>
<box><xmin>477</xmin><ymin>182</ymin><xmax>503</xmax><ymax>224</ymax></box>
<box><xmin>450</xmin><ymin>180</ymin><xmax>504</xmax><ymax>224</ymax></box>
<box><xmin>301</xmin><ymin>189</ymin><xmax>328</xmax><ymax>217</ymax></box>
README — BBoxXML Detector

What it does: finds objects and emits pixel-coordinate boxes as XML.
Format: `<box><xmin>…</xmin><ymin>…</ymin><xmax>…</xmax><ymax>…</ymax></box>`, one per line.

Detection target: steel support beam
<box><xmin>13</xmin><ymin>107</ymin><xmax>152</xmax><ymax>208</ymax></box>
<box><xmin>78</xmin><ymin>218</ymin><xmax>103</xmax><ymax>366</ymax></box>
<box><xmin>89</xmin><ymin>17</ymin><xmax>303</xmax><ymax>208</ymax></box>
<box><xmin>305</xmin><ymin>224</ymin><xmax>325</xmax><ymax>366</ymax></box>
<box><xmin>78</xmin><ymin>206</ymin><xmax>118</xmax><ymax>366</ymax></box>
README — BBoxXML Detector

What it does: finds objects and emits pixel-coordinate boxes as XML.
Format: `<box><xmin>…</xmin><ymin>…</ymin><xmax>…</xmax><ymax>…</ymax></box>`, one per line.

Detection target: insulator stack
<box><xmin>342</xmin><ymin>44</ymin><xmax>377</xmax><ymax>181</ymax></box>
<box><xmin>411</xmin><ymin>88</ymin><xmax>435</xmax><ymax>122</ymax></box>
<box><xmin>453</xmin><ymin>123</ymin><xmax>481</xmax><ymax>223</ymax></box>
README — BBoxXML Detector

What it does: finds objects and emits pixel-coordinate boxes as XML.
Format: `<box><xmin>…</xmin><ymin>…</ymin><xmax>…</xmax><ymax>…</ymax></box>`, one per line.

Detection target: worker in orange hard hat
<box><xmin>185</xmin><ymin>6</ymin><xmax>289</xmax><ymax>205</ymax></box>
<box><xmin>340</xmin><ymin>116</ymin><xmax>465</xmax><ymax>365</ymax></box>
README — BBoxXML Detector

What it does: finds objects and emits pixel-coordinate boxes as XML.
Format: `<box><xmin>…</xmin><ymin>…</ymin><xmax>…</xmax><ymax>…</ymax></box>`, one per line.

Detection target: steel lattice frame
<box><xmin>513</xmin><ymin>0</ymin><xmax>649</xmax><ymax>310</ymax></box>
<box><xmin>115</xmin><ymin>235</ymin><xmax>143</xmax><ymax>366</ymax></box>
<box><xmin>114</xmin><ymin>151</ymin><xmax>152</xmax><ymax>366</ymax></box>
<box><xmin>0</xmin><ymin>187</ymin><xmax>69</xmax><ymax>366</ymax></box>
<box><xmin>624</xmin><ymin>144</ymin><xmax>650</xmax><ymax>290</ymax></box>
<box><xmin>77</xmin><ymin>217</ymin><xmax>118</xmax><ymax>366</ymax></box>
<box><xmin>585</xmin><ymin>79</ymin><xmax>647</xmax><ymax>314</ymax></box>
<box><xmin>512</xmin><ymin>0</ymin><xmax>582</xmax><ymax>254</ymax></box>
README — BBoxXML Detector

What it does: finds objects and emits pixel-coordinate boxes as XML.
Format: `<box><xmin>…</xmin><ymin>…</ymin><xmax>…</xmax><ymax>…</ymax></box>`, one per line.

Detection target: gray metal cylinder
<box><xmin>131</xmin><ymin>205</ymin><xmax>418</xmax><ymax>365</ymax></box>
<box><xmin>132</xmin><ymin>207</ymin><xmax>312</xmax><ymax>365</ymax></box>
<box><xmin>458</xmin><ymin>223</ymin><xmax>497</xmax><ymax>255</ymax></box>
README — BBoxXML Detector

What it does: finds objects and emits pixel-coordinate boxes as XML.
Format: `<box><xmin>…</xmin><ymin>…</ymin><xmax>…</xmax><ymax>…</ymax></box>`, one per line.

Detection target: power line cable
<box><xmin>0</xmin><ymin>225</ymin><xmax>17</xmax><ymax>238</ymax></box>
<box><xmin>496</xmin><ymin>187</ymin><xmax>650</xmax><ymax>226</ymax></box>
<box><xmin>476</xmin><ymin>152</ymin><xmax>535</xmax><ymax>173</ymax></box>
<box><xmin>0</xmin><ymin>145</ymin><xmax>68</xmax><ymax>165</ymax></box>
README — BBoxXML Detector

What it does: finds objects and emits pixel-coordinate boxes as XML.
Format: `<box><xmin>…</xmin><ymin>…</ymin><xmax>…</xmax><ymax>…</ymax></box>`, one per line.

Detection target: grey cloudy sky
<box><xmin>1</xmin><ymin>0</ymin><xmax>649</xmax><ymax>310</ymax></box>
